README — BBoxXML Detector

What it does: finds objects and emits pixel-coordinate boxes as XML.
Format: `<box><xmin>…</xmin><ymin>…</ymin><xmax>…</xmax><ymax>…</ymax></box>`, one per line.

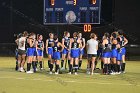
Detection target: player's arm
<box><xmin>124</xmin><ymin>37</ymin><xmax>128</xmax><ymax>46</ymax></box>
<box><xmin>102</xmin><ymin>39</ymin><xmax>106</xmax><ymax>49</ymax></box>
<box><xmin>36</xmin><ymin>41</ymin><xmax>39</xmax><ymax>50</ymax></box>
<box><xmin>29</xmin><ymin>38</ymin><xmax>33</xmax><ymax>47</ymax></box>
<box><xmin>81</xmin><ymin>38</ymin><xmax>85</xmax><ymax>49</ymax></box>
<box><xmin>69</xmin><ymin>38</ymin><xmax>73</xmax><ymax>50</ymax></box>
<box><xmin>96</xmin><ymin>41</ymin><xmax>98</xmax><ymax>51</ymax></box>
<box><xmin>86</xmin><ymin>41</ymin><xmax>89</xmax><ymax>52</ymax></box>
<box><xmin>62</xmin><ymin>38</ymin><xmax>66</xmax><ymax>48</ymax></box>
<box><xmin>15</xmin><ymin>39</ymin><xmax>19</xmax><ymax>46</ymax></box>
<box><xmin>79</xmin><ymin>39</ymin><xmax>82</xmax><ymax>49</ymax></box>
<box><xmin>42</xmin><ymin>41</ymin><xmax>44</xmax><ymax>51</ymax></box>
<box><xmin>46</xmin><ymin>39</ymin><xmax>48</xmax><ymax>53</ymax></box>
<box><xmin>58</xmin><ymin>42</ymin><xmax>64</xmax><ymax>52</ymax></box>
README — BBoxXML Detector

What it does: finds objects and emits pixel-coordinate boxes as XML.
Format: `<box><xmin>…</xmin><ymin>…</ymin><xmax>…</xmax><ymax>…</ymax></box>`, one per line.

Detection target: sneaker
<box><xmin>68</xmin><ymin>72</ymin><xmax>72</xmax><ymax>75</ymax></box>
<box><xmin>60</xmin><ymin>67</ymin><xmax>65</xmax><ymax>71</ymax></box>
<box><xmin>49</xmin><ymin>71</ymin><xmax>53</xmax><ymax>74</ymax></box>
<box><xmin>55</xmin><ymin>72</ymin><xmax>59</xmax><ymax>75</ymax></box>
<box><xmin>74</xmin><ymin>72</ymin><xmax>78</xmax><ymax>75</ymax></box>
<box><xmin>91</xmin><ymin>72</ymin><xmax>94</xmax><ymax>75</ymax></box>
<box><xmin>26</xmin><ymin>71</ymin><xmax>34</xmax><ymax>74</ymax></box>
<box><xmin>20</xmin><ymin>68</ymin><xmax>25</xmax><ymax>72</ymax></box>
<box><xmin>40</xmin><ymin>68</ymin><xmax>44</xmax><ymax>70</ymax></box>
<box><xmin>110</xmin><ymin>72</ymin><xmax>115</xmax><ymax>75</ymax></box>
<box><xmin>87</xmin><ymin>71</ymin><xmax>91</xmax><ymax>75</ymax></box>
<box><xmin>36</xmin><ymin>68</ymin><xmax>38</xmax><ymax>71</ymax></box>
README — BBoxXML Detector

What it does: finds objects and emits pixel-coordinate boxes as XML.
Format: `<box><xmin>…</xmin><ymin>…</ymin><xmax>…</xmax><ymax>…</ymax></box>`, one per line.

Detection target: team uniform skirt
<box><xmin>48</xmin><ymin>47</ymin><xmax>53</xmax><ymax>56</ymax></box>
<box><xmin>62</xmin><ymin>48</ymin><xmax>69</xmax><ymax>54</ymax></box>
<box><xmin>37</xmin><ymin>49</ymin><xmax>43</xmax><ymax>56</ymax></box>
<box><xmin>52</xmin><ymin>52</ymin><xmax>61</xmax><ymax>60</ymax></box>
<box><xmin>70</xmin><ymin>48</ymin><xmax>80</xmax><ymax>58</ymax></box>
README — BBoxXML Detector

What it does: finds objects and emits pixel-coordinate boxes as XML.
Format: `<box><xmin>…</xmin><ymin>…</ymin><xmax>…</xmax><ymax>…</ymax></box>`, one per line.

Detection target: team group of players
<box><xmin>15</xmin><ymin>30</ymin><xmax>128</xmax><ymax>75</ymax></box>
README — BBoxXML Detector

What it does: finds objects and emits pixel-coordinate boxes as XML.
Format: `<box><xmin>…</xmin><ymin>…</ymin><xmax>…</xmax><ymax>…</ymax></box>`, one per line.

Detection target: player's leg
<box><xmin>20</xmin><ymin>53</ymin><xmax>26</xmax><ymax>72</ymax></box>
<box><xmin>61</xmin><ymin>48</ymin><xmax>67</xmax><ymax>69</ymax></box>
<box><xmin>121</xmin><ymin>47</ymin><xmax>126</xmax><ymax>73</ymax></box>
<box><xmin>26</xmin><ymin>48</ymin><xmax>34</xmax><ymax>73</ymax></box>
<box><xmin>74</xmin><ymin>58</ymin><xmax>79</xmax><ymax>75</ymax></box>
<box><xmin>47</xmin><ymin>48</ymin><xmax>53</xmax><ymax>69</ymax></box>
<box><xmin>91</xmin><ymin>55</ymin><xmax>96</xmax><ymax>75</ymax></box>
<box><xmin>17</xmin><ymin>54</ymin><xmax>21</xmax><ymax>71</ymax></box>
<box><xmin>55</xmin><ymin>60</ymin><xmax>60</xmax><ymax>74</ymax></box>
<box><xmin>78</xmin><ymin>49</ymin><xmax>84</xmax><ymax>69</ymax></box>
<box><xmin>68</xmin><ymin>58</ymin><xmax>73</xmax><ymax>74</ymax></box>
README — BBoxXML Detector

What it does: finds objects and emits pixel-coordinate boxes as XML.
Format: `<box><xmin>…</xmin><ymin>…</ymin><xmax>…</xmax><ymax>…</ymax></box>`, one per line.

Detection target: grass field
<box><xmin>0</xmin><ymin>57</ymin><xmax>140</xmax><ymax>93</ymax></box>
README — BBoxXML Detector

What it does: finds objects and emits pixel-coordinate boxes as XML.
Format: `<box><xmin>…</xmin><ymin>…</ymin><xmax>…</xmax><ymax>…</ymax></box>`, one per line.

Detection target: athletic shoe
<box><xmin>36</xmin><ymin>68</ymin><xmax>38</xmax><ymax>71</ymax></box>
<box><xmin>86</xmin><ymin>71</ymin><xmax>91</xmax><ymax>75</ymax></box>
<box><xmin>55</xmin><ymin>72</ymin><xmax>59</xmax><ymax>75</ymax></box>
<box><xmin>122</xmin><ymin>71</ymin><xmax>126</xmax><ymax>74</ymax></box>
<box><xmin>49</xmin><ymin>71</ymin><xmax>53</xmax><ymax>74</ymax></box>
<box><xmin>20</xmin><ymin>68</ymin><xmax>25</xmax><ymax>72</ymax></box>
<box><xmin>60</xmin><ymin>67</ymin><xmax>65</xmax><ymax>71</ymax></box>
<box><xmin>74</xmin><ymin>72</ymin><xmax>78</xmax><ymax>75</ymax></box>
<box><xmin>40</xmin><ymin>68</ymin><xmax>44</xmax><ymax>70</ymax></box>
<box><xmin>91</xmin><ymin>73</ymin><xmax>94</xmax><ymax>75</ymax></box>
<box><xmin>26</xmin><ymin>71</ymin><xmax>34</xmax><ymax>74</ymax></box>
<box><xmin>68</xmin><ymin>72</ymin><xmax>72</xmax><ymax>75</ymax></box>
<box><xmin>110</xmin><ymin>72</ymin><xmax>115</xmax><ymax>75</ymax></box>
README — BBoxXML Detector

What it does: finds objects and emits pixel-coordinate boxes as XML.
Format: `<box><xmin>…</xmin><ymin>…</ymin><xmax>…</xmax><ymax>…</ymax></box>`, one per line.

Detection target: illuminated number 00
<box><xmin>84</xmin><ymin>24</ymin><xmax>91</xmax><ymax>32</ymax></box>
<box><xmin>74</xmin><ymin>0</ymin><xmax>76</xmax><ymax>5</ymax></box>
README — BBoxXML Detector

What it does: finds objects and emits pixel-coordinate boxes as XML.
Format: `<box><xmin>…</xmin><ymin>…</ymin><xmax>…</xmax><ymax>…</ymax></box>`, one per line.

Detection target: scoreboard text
<box><xmin>44</xmin><ymin>0</ymin><xmax>101</xmax><ymax>25</ymax></box>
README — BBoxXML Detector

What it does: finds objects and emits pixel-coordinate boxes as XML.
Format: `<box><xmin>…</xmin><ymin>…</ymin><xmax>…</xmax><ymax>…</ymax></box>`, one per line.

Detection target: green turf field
<box><xmin>0</xmin><ymin>57</ymin><xmax>140</xmax><ymax>93</ymax></box>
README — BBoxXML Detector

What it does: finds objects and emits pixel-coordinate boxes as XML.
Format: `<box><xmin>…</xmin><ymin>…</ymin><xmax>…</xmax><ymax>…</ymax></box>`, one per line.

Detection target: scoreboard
<box><xmin>43</xmin><ymin>0</ymin><xmax>101</xmax><ymax>25</ymax></box>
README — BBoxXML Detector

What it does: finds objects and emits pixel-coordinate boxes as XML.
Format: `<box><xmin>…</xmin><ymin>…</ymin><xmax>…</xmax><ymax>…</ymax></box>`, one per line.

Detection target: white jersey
<box><xmin>18</xmin><ymin>37</ymin><xmax>26</xmax><ymax>50</ymax></box>
<box><xmin>87</xmin><ymin>39</ymin><xmax>98</xmax><ymax>54</ymax></box>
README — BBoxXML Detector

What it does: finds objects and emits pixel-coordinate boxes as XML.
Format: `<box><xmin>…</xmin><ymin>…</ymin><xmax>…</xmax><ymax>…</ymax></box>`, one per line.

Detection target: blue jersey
<box><xmin>47</xmin><ymin>38</ymin><xmax>54</xmax><ymax>55</ymax></box>
<box><xmin>111</xmin><ymin>38</ymin><xmax>118</xmax><ymax>58</ymax></box>
<box><xmin>103</xmin><ymin>39</ymin><xmax>112</xmax><ymax>53</ymax></box>
<box><xmin>37</xmin><ymin>41</ymin><xmax>43</xmax><ymax>49</ymax></box>
<box><xmin>71</xmin><ymin>38</ymin><xmax>80</xmax><ymax>58</ymax></box>
<box><xmin>48</xmin><ymin>39</ymin><xmax>54</xmax><ymax>47</ymax></box>
<box><xmin>52</xmin><ymin>42</ymin><xmax>61</xmax><ymax>60</ymax></box>
<box><xmin>71</xmin><ymin>38</ymin><xmax>80</xmax><ymax>49</ymax></box>
<box><xmin>63</xmin><ymin>37</ymin><xmax>70</xmax><ymax>48</ymax></box>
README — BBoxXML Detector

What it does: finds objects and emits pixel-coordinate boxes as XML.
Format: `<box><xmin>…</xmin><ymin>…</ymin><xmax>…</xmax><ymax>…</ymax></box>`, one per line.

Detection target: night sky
<box><xmin>0</xmin><ymin>0</ymin><xmax>139</xmax><ymax>44</ymax></box>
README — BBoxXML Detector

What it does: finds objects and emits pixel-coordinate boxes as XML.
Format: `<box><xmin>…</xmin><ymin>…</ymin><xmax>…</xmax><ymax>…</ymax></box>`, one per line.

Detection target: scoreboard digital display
<box><xmin>44</xmin><ymin>0</ymin><xmax>101</xmax><ymax>25</ymax></box>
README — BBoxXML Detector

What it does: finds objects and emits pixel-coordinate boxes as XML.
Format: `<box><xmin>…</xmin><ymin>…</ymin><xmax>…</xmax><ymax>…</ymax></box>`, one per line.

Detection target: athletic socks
<box><xmin>35</xmin><ymin>61</ymin><xmax>38</xmax><ymax>68</ymax></box>
<box><xmin>50</xmin><ymin>64</ymin><xmax>53</xmax><ymax>72</ymax></box>
<box><xmin>114</xmin><ymin>64</ymin><xmax>118</xmax><ymax>72</ymax></box>
<box><xmin>39</xmin><ymin>61</ymin><xmax>43</xmax><ymax>69</ymax></box>
<box><xmin>101</xmin><ymin>61</ymin><xmax>104</xmax><ymax>69</ymax></box>
<box><xmin>78</xmin><ymin>60</ymin><xmax>82</xmax><ymax>68</ymax></box>
<box><xmin>69</xmin><ymin>64</ymin><xmax>72</xmax><ymax>72</ymax></box>
<box><xmin>55</xmin><ymin>64</ymin><xmax>59</xmax><ymax>73</ymax></box>
<box><xmin>61</xmin><ymin>60</ymin><xmax>64</xmax><ymax>68</ymax></box>
<box><xmin>68</xmin><ymin>60</ymin><xmax>70</xmax><ymax>68</ymax></box>
<box><xmin>104</xmin><ymin>64</ymin><xmax>108</xmax><ymax>74</ymax></box>
<box><xmin>48</xmin><ymin>60</ymin><xmax>51</xmax><ymax>68</ymax></box>
<box><xmin>122</xmin><ymin>63</ymin><xmax>126</xmax><ymax>72</ymax></box>
<box><xmin>27</xmin><ymin>63</ymin><xmax>31</xmax><ymax>71</ymax></box>
<box><xmin>32</xmin><ymin>62</ymin><xmax>36</xmax><ymax>72</ymax></box>
<box><xmin>108</xmin><ymin>64</ymin><xmax>111</xmax><ymax>73</ymax></box>
<box><xmin>75</xmin><ymin>65</ymin><xmax>78</xmax><ymax>72</ymax></box>
<box><xmin>117</xmin><ymin>65</ymin><xmax>121</xmax><ymax>72</ymax></box>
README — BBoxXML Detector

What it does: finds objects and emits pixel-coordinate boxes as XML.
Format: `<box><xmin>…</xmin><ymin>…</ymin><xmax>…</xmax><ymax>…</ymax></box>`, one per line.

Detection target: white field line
<box><xmin>0</xmin><ymin>76</ymin><xmax>139</xmax><ymax>87</ymax></box>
